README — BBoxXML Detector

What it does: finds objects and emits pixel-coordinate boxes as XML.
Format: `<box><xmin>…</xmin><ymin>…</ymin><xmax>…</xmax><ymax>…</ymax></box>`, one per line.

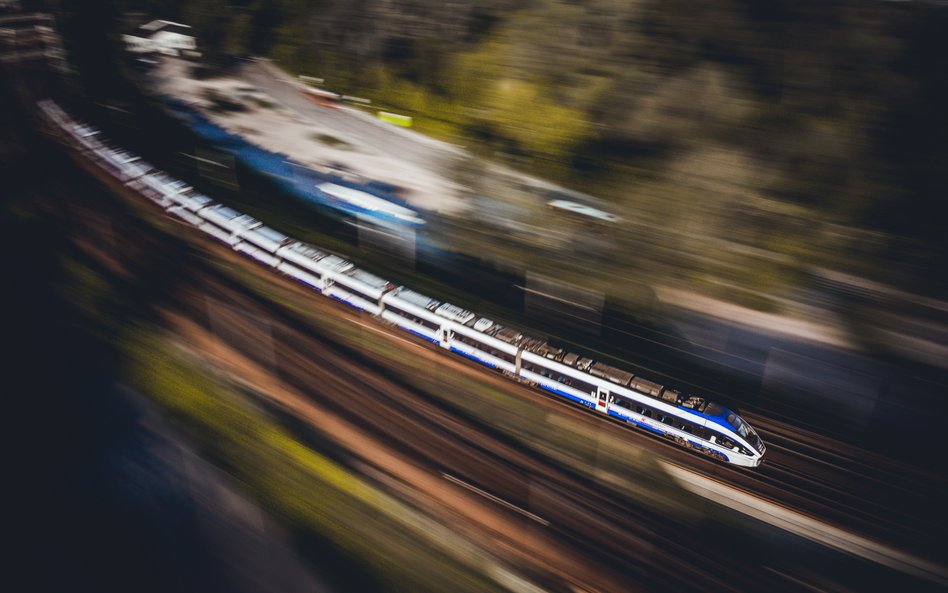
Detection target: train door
<box><xmin>596</xmin><ymin>387</ymin><xmax>610</xmax><ymax>413</ymax></box>
<box><xmin>437</xmin><ymin>326</ymin><xmax>450</xmax><ymax>349</ymax></box>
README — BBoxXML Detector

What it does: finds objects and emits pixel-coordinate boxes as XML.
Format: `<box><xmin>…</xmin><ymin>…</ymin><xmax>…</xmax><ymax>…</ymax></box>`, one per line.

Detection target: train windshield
<box><xmin>726</xmin><ymin>413</ymin><xmax>747</xmax><ymax>436</ymax></box>
<box><xmin>728</xmin><ymin>413</ymin><xmax>763</xmax><ymax>453</ymax></box>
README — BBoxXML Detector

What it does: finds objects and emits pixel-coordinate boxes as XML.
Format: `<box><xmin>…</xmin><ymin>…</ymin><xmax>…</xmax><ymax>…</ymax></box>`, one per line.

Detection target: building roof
<box><xmin>317</xmin><ymin>182</ymin><xmax>424</xmax><ymax>225</ymax></box>
<box><xmin>129</xmin><ymin>19</ymin><xmax>192</xmax><ymax>39</ymax></box>
<box><xmin>547</xmin><ymin>199</ymin><xmax>621</xmax><ymax>223</ymax></box>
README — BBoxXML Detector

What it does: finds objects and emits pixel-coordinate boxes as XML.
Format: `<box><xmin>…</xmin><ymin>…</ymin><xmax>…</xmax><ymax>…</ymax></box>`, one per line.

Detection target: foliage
<box><xmin>123</xmin><ymin>328</ymin><xmax>500</xmax><ymax>593</ymax></box>
<box><xmin>109</xmin><ymin>0</ymin><xmax>948</xmax><ymax>296</ymax></box>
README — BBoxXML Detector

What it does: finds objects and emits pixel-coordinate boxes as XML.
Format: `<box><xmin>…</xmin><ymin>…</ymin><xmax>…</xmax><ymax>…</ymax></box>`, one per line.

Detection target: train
<box><xmin>37</xmin><ymin>99</ymin><xmax>766</xmax><ymax>468</ymax></box>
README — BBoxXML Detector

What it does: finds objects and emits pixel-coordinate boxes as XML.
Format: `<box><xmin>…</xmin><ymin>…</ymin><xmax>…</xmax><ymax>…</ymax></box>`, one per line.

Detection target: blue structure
<box><xmin>165</xmin><ymin>100</ymin><xmax>425</xmax><ymax>228</ymax></box>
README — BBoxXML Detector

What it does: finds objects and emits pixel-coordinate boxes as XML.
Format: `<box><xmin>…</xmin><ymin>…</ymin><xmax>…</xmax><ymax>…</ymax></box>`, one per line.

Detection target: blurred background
<box><xmin>5</xmin><ymin>1</ymin><xmax>948</xmax><ymax>592</ymax></box>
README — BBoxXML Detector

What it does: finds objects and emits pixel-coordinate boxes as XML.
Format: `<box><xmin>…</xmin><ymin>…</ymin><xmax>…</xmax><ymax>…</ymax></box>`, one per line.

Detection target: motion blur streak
<box><xmin>662</xmin><ymin>462</ymin><xmax>948</xmax><ymax>587</ymax></box>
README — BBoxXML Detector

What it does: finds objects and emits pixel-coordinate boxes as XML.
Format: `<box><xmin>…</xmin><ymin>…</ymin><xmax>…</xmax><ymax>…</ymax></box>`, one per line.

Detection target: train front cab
<box><xmin>700</xmin><ymin>405</ymin><xmax>765</xmax><ymax>465</ymax></box>
<box><xmin>591</xmin><ymin>386</ymin><xmax>763</xmax><ymax>467</ymax></box>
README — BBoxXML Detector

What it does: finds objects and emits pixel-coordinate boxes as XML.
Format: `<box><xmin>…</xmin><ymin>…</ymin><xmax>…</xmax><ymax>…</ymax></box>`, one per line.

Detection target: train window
<box><xmin>683</xmin><ymin>425</ymin><xmax>693</xmax><ymax>434</ymax></box>
<box><xmin>527</xmin><ymin>361</ymin><xmax>546</xmax><ymax>372</ymax></box>
<box><xmin>574</xmin><ymin>379</ymin><xmax>597</xmax><ymax>394</ymax></box>
<box><xmin>636</xmin><ymin>406</ymin><xmax>644</xmax><ymax>414</ymax></box>
<box><xmin>453</xmin><ymin>332</ymin><xmax>511</xmax><ymax>363</ymax></box>
<box><xmin>486</xmin><ymin>347</ymin><xmax>512</xmax><ymax>363</ymax></box>
<box><xmin>643</xmin><ymin>410</ymin><xmax>652</xmax><ymax>418</ymax></box>
<box><xmin>341</xmin><ymin>285</ymin><xmax>380</xmax><ymax>305</ymax></box>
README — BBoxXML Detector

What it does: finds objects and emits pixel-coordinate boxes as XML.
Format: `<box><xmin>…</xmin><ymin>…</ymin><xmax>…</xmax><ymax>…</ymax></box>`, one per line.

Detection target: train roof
<box><xmin>472</xmin><ymin>318</ymin><xmax>495</xmax><ymax>332</ymax></box>
<box><xmin>393</xmin><ymin>288</ymin><xmax>439</xmax><ymax>310</ymax></box>
<box><xmin>435</xmin><ymin>302</ymin><xmax>476</xmax><ymax>324</ymax></box>
<box><xmin>166</xmin><ymin>178</ymin><xmax>191</xmax><ymax>192</ymax></box>
<box><xmin>589</xmin><ymin>362</ymin><xmax>633</xmax><ymax>387</ymax></box>
<box><xmin>107</xmin><ymin>148</ymin><xmax>138</xmax><ymax>163</ymax></box>
<box><xmin>494</xmin><ymin>327</ymin><xmax>523</xmax><ymax>344</ymax></box>
<box><xmin>318</xmin><ymin>254</ymin><xmax>353</xmax><ymax>272</ymax></box>
<box><xmin>187</xmin><ymin>193</ymin><xmax>213</xmax><ymax>208</ymax></box>
<box><xmin>231</xmin><ymin>213</ymin><xmax>260</xmax><ymax>229</ymax></box>
<box><xmin>283</xmin><ymin>241</ymin><xmax>325</xmax><ymax>260</ymax></box>
<box><xmin>207</xmin><ymin>204</ymin><xmax>241</xmax><ymax>220</ymax></box>
<box><xmin>74</xmin><ymin>124</ymin><xmax>100</xmax><ymax>137</ymax></box>
<box><xmin>255</xmin><ymin>225</ymin><xmax>288</xmax><ymax>243</ymax></box>
<box><xmin>347</xmin><ymin>268</ymin><xmax>389</xmax><ymax>289</ymax></box>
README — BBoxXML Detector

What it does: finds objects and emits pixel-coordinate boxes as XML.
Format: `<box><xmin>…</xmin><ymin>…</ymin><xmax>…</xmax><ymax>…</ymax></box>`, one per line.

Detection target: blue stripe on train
<box><xmin>330</xmin><ymin>294</ymin><xmax>364</xmax><ymax>311</ymax></box>
<box><xmin>450</xmin><ymin>346</ymin><xmax>500</xmax><ymax>370</ymax></box>
<box><xmin>538</xmin><ymin>383</ymin><xmax>596</xmax><ymax>409</ymax></box>
<box><xmin>406</xmin><ymin>328</ymin><xmax>440</xmax><ymax>343</ymax></box>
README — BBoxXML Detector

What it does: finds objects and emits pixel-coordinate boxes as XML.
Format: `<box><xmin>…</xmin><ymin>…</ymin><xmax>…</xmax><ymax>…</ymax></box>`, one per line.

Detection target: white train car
<box><xmin>95</xmin><ymin>145</ymin><xmax>149</xmax><ymax>182</ymax></box>
<box><xmin>446</xmin><ymin>320</ymin><xmax>522</xmax><ymax>376</ymax></box>
<box><xmin>70</xmin><ymin>123</ymin><xmax>105</xmax><ymax>152</ymax></box>
<box><xmin>328</xmin><ymin>268</ymin><xmax>391</xmax><ymax>315</ymax></box>
<box><xmin>241</xmin><ymin>224</ymin><xmax>289</xmax><ymax>254</ymax></box>
<box><xmin>198</xmin><ymin>204</ymin><xmax>245</xmax><ymax>244</ymax></box>
<box><xmin>380</xmin><ymin>288</ymin><xmax>444</xmax><ymax>343</ymax></box>
<box><xmin>275</xmin><ymin>242</ymin><xmax>337</xmax><ymax>291</ymax></box>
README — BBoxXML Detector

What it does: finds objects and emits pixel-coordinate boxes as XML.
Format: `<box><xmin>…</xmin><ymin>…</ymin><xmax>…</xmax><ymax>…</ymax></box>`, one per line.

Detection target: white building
<box><xmin>123</xmin><ymin>20</ymin><xmax>197</xmax><ymax>57</ymax></box>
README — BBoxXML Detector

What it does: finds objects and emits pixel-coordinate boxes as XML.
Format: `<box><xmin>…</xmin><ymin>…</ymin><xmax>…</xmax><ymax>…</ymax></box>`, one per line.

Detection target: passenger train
<box><xmin>37</xmin><ymin>99</ymin><xmax>766</xmax><ymax>467</ymax></box>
